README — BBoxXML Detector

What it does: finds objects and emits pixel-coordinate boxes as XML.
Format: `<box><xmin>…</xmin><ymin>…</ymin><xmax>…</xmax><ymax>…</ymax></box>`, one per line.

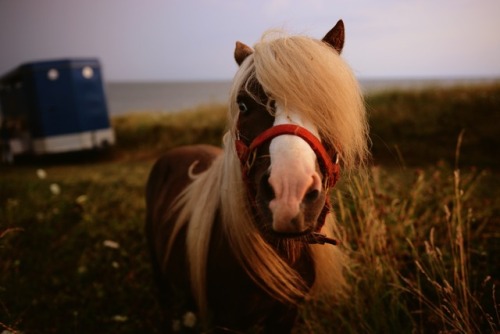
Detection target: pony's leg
<box><xmin>145</xmin><ymin>156</ymin><xmax>178</xmax><ymax>332</ymax></box>
<box><xmin>145</xmin><ymin>145</ymin><xmax>222</xmax><ymax>332</ymax></box>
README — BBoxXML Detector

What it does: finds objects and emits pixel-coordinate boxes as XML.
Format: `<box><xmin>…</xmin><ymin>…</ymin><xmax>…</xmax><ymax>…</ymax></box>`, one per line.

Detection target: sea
<box><xmin>104</xmin><ymin>78</ymin><xmax>500</xmax><ymax>116</ymax></box>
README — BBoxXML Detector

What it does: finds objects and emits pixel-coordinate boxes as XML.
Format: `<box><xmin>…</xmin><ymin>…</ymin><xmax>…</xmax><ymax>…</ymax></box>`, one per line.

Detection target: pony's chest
<box><xmin>204</xmin><ymin>218</ymin><xmax>315</xmax><ymax>329</ymax></box>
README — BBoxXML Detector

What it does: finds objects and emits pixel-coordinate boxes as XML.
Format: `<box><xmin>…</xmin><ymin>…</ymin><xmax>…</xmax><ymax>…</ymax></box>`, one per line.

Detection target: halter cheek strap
<box><xmin>235</xmin><ymin>124</ymin><xmax>341</xmax><ymax>237</ymax></box>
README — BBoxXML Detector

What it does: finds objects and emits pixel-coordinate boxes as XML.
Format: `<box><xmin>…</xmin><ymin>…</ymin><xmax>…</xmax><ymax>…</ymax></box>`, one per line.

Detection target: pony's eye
<box><xmin>238</xmin><ymin>102</ymin><xmax>249</xmax><ymax>114</ymax></box>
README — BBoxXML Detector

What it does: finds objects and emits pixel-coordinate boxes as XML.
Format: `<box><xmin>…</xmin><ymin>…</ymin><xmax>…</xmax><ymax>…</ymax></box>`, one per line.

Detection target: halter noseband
<box><xmin>235</xmin><ymin>124</ymin><xmax>340</xmax><ymax>245</ymax></box>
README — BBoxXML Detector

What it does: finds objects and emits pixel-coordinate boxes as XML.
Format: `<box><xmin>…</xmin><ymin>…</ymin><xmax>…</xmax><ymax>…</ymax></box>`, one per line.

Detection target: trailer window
<box><xmin>82</xmin><ymin>66</ymin><xmax>94</xmax><ymax>79</ymax></box>
<box><xmin>47</xmin><ymin>69</ymin><xmax>59</xmax><ymax>81</ymax></box>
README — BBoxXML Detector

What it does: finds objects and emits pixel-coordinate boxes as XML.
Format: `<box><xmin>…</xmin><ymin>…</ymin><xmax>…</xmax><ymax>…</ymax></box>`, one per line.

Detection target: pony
<box><xmin>145</xmin><ymin>20</ymin><xmax>369</xmax><ymax>332</ymax></box>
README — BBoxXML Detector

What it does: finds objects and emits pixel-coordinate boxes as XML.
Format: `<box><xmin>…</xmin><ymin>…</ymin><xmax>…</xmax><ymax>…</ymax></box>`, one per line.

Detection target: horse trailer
<box><xmin>0</xmin><ymin>58</ymin><xmax>115</xmax><ymax>162</ymax></box>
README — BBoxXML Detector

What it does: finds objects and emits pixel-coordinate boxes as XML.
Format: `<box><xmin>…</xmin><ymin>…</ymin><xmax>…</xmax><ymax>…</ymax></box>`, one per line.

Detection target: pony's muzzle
<box><xmin>271</xmin><ymin>206</ymin><xmax>308</xmax><ymax>234</ymax></box>
<box><xmin>264</xmin><ymin>172</ymin><xmax>323</xmax><ymax>234</ymax></box>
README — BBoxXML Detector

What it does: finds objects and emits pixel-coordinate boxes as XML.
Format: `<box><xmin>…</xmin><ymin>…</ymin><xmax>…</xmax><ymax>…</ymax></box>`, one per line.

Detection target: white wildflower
<box><xmin>103</xmin><ymin>240</ymin><xmax>120</xmax><ymax>249</ymax></box>
<box><xmin>49</xmin><ymin>183</ymin><xmax>61</xmax><ymax>195</ymax></box>
<box><xmin>182</xmin><ymin>311</ymin><xmax>197</xmax><ymax>328</ymax></box>
<box><xmin>6</xmin><ymin>198</ymin><xmax>19</xmax><ymax>208</ymax></box>
<box><xmin>76</xmin><ymin>195</ymin><xmax>88</xmax><ymax>205</ymax></box>
<box><xmin>36</xmin><ymin>169</ymin><xmax>47</xmax><ymax>179</ymax></box>
<box><xmin>172</xmin><ymin>319</ymin><xmax>181</xmax><ymax>332</ymax></box>
<box><xmin>112</xmin><ymin>315</ymin><xmax>128</xmax><ymax>322</ymax></box>
<box><xmin>1</xmin><ymin>330</ymin><xmax>22</xmax><ymax>334</ymax></box>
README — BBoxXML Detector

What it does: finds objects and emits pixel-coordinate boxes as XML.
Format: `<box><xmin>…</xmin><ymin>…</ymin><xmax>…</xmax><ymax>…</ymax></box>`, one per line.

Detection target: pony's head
<box><xmin>228</xmin><ymin>20</ymin><xmax>369</xmax><ymax>238</ymax></box>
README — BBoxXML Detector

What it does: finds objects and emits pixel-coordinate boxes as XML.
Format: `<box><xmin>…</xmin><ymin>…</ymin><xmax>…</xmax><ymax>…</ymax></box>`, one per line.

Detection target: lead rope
<box><xmin>307</xmin><ymin>232</ymin><xmax>338</xmax><ymax>245</ymax></box>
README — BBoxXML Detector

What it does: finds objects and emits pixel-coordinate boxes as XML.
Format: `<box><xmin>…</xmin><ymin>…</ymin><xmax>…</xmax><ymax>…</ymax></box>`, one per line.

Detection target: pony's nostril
<box><xmin>304</xmin><ymin>189</ymin><xmax>320</xmax><ymax>203</ymax></box>
<box><xmin>304</xmin><ymin>173</ymin><xmax>322</xmax><ymax>204</ymax></box>
<box><xmin>260</xmin><ymin>174</ymin><xmax>275</xmax><ymax>200</ymax></box>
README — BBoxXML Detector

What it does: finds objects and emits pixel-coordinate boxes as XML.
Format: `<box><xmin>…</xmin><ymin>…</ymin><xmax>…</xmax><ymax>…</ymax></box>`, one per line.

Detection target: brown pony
<box><xmin>145</xmin><ymin>20</ymin><xmax>369</xmax><ymax>332</ymax></box>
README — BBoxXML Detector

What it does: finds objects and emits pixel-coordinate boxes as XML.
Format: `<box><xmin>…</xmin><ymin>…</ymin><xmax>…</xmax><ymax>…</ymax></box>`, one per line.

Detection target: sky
<box><xmin>1</xmin><ymin>0</ymin><xmax>499</xmax><ymax>82</ymax></box>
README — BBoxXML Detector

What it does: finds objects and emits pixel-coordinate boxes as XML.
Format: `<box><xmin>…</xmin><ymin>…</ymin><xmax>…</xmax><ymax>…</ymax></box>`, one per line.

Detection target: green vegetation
<box><xmin>1</xmin><ymin>84</ymin><xmax>499</xmax><ymax>333</ymax></box>
<box><xmin>367</xmin><ymin>84</ymin><xmax>500</xmax><ymax>168</ymax></box>
<box><xmin>111</xmin><ymin>104</ymin><xmax>227</xmax><ymax>160</ymax></box>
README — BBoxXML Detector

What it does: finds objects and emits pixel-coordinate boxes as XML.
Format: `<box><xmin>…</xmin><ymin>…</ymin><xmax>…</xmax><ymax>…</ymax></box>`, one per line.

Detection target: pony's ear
<box><xmin>234</xmin><ymin>41</ymin><xmax>253</xmax><ymax>66</ymax></box>
<box><xmin>322</xmin><ymin>20</ymin><xmax>345</xmax><ymax>54</ymax></box>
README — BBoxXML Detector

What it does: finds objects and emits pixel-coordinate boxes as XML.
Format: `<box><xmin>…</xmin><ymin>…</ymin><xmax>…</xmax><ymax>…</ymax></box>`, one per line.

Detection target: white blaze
<box><xmin>268</xmin><ymin>105</ymin><xmax>322</xmax><ymax>232</ymax></box>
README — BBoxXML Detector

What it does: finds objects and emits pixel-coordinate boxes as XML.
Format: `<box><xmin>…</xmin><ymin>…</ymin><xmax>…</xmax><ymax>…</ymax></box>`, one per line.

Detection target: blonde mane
<box><xmin>165</xmin><ymin>31</ymin><xmax>369</xmax><ymax>323</ymax></box>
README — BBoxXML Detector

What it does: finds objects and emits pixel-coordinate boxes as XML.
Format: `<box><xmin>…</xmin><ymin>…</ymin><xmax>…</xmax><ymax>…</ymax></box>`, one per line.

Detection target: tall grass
<box><xmin>399</xmin><ymin>165</ymin><xmax>498</xmax><ymax>333</ymax></box>
<box><xmin>297</xmin><ymin>137</ymin><xmax>498</xmax><ymax>333</ymax></box>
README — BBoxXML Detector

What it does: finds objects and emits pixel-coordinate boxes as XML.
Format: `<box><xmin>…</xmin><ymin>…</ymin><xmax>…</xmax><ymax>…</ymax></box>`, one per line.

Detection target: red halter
<box><xmin>235</xmin><ymin>124</ymin><xmax>340</xmax><ymax>243</ymax></box>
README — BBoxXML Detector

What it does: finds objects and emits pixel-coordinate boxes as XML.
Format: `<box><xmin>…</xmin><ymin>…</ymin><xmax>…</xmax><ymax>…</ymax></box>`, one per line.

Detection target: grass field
<box><xmin>1</xmin><ymin>84</ymin><xmax>499</xmax><ymax>333</ymax></box>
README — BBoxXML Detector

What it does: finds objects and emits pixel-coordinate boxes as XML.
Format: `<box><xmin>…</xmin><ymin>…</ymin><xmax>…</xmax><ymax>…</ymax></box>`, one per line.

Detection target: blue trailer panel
<box><xmin>0</xmin><ymin>58</ymin><xmax>115</xmax><ymax>159</ymax></box>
